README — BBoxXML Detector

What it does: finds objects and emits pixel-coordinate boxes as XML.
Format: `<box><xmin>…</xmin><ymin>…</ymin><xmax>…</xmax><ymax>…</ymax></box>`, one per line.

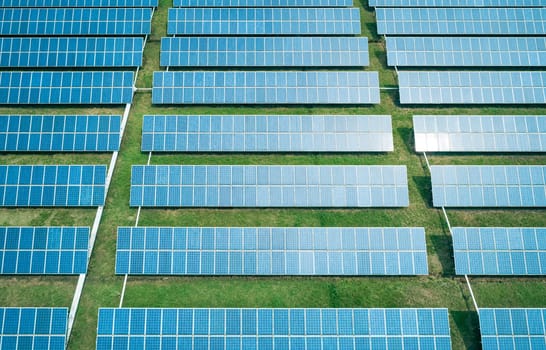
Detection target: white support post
<box><xmin>465</xmin><ymin>275</ymin><xmax>480</xmax><ymax>312</ymax></box>
<box><xmin>119</xmin><ymin>274</ymin><xmax>129</xmax><ymax>308</ymax></box>
<box><xmin>422</xmin><ymin>151</ymin><xmax>431</xmax><ymax>172</ymax></box>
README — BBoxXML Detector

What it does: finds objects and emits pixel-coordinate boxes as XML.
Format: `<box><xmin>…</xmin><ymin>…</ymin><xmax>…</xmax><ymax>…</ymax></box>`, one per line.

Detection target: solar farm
<box><xmin>0</xmin><ymin>0</ymin><xmax>545</xmax><ymax>349</ymax></box>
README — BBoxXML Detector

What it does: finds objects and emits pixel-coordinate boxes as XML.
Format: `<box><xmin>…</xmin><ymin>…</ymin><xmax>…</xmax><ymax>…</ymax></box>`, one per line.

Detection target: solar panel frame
<box><xmin>173</xmin><ymin>0</ymin><xmax>352</xmax><ymax>6</ymax></box>
<box><xmin>0</xmin><ymin>0</ymin><xmax>158</xmax><ymax>6</ymax></box>
<box><xmin>369</xmin><ymin>0</ymin><xmax>546</xmax><ymax>6</ymax></box>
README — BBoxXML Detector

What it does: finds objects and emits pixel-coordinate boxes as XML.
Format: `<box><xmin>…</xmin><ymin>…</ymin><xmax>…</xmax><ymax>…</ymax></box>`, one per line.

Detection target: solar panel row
<box><xmin>0</xmin><ymin>0</ymin><xmax>158</xmax><ymax>6</ymax></box>
<box><xmin>173</xmin><ymin>0</ymin><xmax>353</xmax><ymax>6</ymax></box>
<box><xmin>369</xmin><ymin>0</ymin><xmax>546</xmax><ymax>6</ymax></box>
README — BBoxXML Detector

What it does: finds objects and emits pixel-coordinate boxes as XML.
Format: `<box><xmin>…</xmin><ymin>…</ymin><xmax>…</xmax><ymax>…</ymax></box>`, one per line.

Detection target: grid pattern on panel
<box><xmin>0</xmin><ymin>227</ymin><xmax>89</xmax><ymax>275</ymax></box>
<box><xmin>0</xmin><ymin>38</ymin><xmax>144</xmax><ymax>68</ymax></box>
<box><xmin>430</xmin><ymin>165</ymin><xmax>546</xmax><ymax>207</ymax></box>
<box><xmin>174</xmin><ymin>0</ymin><xmax>352</xmax><ymax>5</ymax></box>
<box><xmin>0</xmin><ymin>115</ymin><xmax>121</xmax><ymax>152</ymax></box>
<box><xmin>376</xmin><ymin>8</ymin><xmax>546</xmax><ymax>35</ymax></box>
<box><xmin>398</xmin><ymin>71</ymin><xmax>546</xmax><ymax>105</ymax></box>
<box><xmin>152</xmin><ymin>71</ymin><xmax>380</xmax><ymax>104</ymax></box>
<box><xmin>0</xmin><ymin>0</ymin><xmax>158</xmax><ymax>6</ymax></box>
<box><xmin>479</xmin><ymin>308</ymin><xmax>546</xmax><ymax>350</ymax></box>
<box><xmin>413</xmin><ymin>115</ymin><xmax>546</xmax><ymax>152</ymax></box>
<box><xmin>0</xmin><ymin>71</ymin><xmax>134</xmax><ymax>105</ymax></box>
<box><xmin>96</xmin><ymin>308</ymin><xmax>452</xmax><ymax>350</ymax></box>
<box><xmin>0</xmin><ymin>8</ymin><xmax>152</xmax><ymax>36</ymax></box>
<box><xmin>386</xmin><ymin>37</ymin><xmax>546</xmax><ymax>67</ymax></box>
<box><xmin>452</xmin><ymin>227</ymin><xmax>546</xmax><ymax>275</ymax></box>
<box><xmin>141</xmin><ymin>115</ymin><xmax>393</xmax><ymax>152</ymax></box>
<box><xmin>129</xmin><ymin>165</ymin><xmax>409</xmax><ymax>207</ymax></box>
<box><xmin>167</xmin><ymin>8</ymin><xmax>361</xmax><ymax>35</ymax></box>
<box><xmin>160</xmin><ymin>37</ymin><xmax>369</xmax><ymax>67</ymax></box>
<box><xmin>369</xmin><ymin>0</ymin><xmax>546</xmax><ymax>6</ymax></box>
<box><xmin>115</xmin><ymin>227</ymin><xmax>428</xmax><ymax>275</ymax></box>
<box><xmin>0</xmin><ymin>165</ymin><xmax>107</xmax><ymax>207</ymax></box>
<box><xmin>0</xmin><ymin>308</ymin><xmax>68</xmax><ymax>350</ymax></box>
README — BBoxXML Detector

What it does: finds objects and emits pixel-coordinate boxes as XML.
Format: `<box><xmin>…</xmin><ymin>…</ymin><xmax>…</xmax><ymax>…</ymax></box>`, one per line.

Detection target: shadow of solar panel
<box><xmin>173</xmin><ymin>0</ymin><xmax>352</xmax><ymax>5</ymax></box>
<box><xmin>369</xmin><ymin>0</ymin><xmax>545</xmax><ymax>6</ymax></box>
<box><xmin>0</xmin><ymin>0</ymin><xmax>158</xmax><ymax>6</ymax></box>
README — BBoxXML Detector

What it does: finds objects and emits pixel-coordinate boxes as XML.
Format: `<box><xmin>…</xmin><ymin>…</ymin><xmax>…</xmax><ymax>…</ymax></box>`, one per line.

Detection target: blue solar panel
<box><xmin>0</xmin><ymin>0</ymin><xmax>158</xmax><ymax>6</ymax></box>
<box><xmin>452</xmin><ymin>227</ymin><xmax>546</xmax><ymax>275</ymax></box>
<box><xmin>116</xmin><ymin>227</ymin><xmax>428</xmax><ymax>275</ymax></box>
<box><xmin>0</xmin><ymin>165</ymin><xmax>106</xmax><ymax>207</ymax></box>
<box><xmin>130</xmin><ymin>165</ymin><xmax>409</xmax><ymax>207</ymax></box>
<box><xmin>479</xmin><ymin>308</ymin><xmax>546</xmax><ymax>350</ymax></box>
<box><xmin>141</xmin><ymin>115</ymin><xmax>393</xmax><ymax>152</ymax></box>
<box><xmin>0</xmin><ymin>115</ymin><xmax>121</xmax><ymax>152</ymax></box>
<box><xmin>0</xmin><ymin>71</ymin><xmax>134</xmax><ymax>105</ymax></box>
<box><xmin>167</xmin><ymin>8</ymin><xmax>361</xmax><ymax>35</ymax></box>
<box><xmin>369</xmin><ymin>0</ymin><xmax>545</xmax><ymax>6</ymax></box>
<box><xmin>399</xmin><ymin>71</ymin><xmax>546</xmax><ymax>105</ymax></box>
<box><xmin>0</xmin><ymin>307</ymin><xmax>67</xmax><ymax>350</ymax></box>
<box><xmin>0</xmin><ymin>38</ymin><xmax>144</xmax><ymax>68</ymax></box>
<box><xmin>97</xmin><ymin>308</ymin><xmax>452</xmax><ymax>349</ymax></box>
<box><xmin>376</xmin><ymin>8</ymin><xmax>546</xmax><ymax>35</ymax></box>
<box><xmin>0</xmin><ymin>226</ymin><xmax>89</xmax><ymax>275</ymax></box>
<box><xmin>386</xmin><ymin>37</ymin><xmax>546</xmax><ymax>67</ymax></box>
<box><xmin>173</xmin><ymin>0</ymin><xmax>352</xmax><ymax>5</ymax></box>
<box><xmin>413</xmin><ymin>115</ymin><xmax>546</xmax><ymax>153</ymax></box>
<box><xmin>160</xmin><ymin>37</ymin><xmax>369</xmax><ymax>67</ymax></box>
<box><xmin>152</xmin><ymin>71</ymin><xmax>380</xmax><ymax>104</ymax></box>
<box><xmin>430</xmin><ymin>165</ymin><xmax>546</xmax><ymax>207</ymax></box>
<box><xmin>0</xmin><ymin>8</ymin><xmax>152</xmax><ymax>36</ymax></box>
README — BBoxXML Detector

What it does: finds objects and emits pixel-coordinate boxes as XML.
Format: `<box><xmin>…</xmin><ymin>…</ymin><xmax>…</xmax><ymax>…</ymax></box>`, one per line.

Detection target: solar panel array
<box><xmin>0</xmin><ymin>115</ymin><xmax>121</xmax><ymax>152</ymax></box>
<box><xmin>369</xmin><ymin>0</ymin><xmax>546</xmax><ymax>6</ymax></box>
<box><xmin>0</xmin><ymin>308</ymin><xmax>68</xmax><ymax>350</ymax></box>
<box><xmin>413</xmin><ymin>115</ymin><xmax>546</xmax><ymax>153</ymax></box>
<box><xmin>96</xmin><ymin>308</ymin><xmax>452</xmax><ymax>350</ymax></box>
<box><xmin>479</xmin><ymin>308</ymin><xmax>546</xmax><ymax>350</ymax></box>
<box><xmin>0</xmin><ymin>0</ymin><xmax>158</xmax><ymax>6</ymax></box>
<box><xmin>160</xmin><ymin>37</ymin><xmax>369</xmax><ymax>67</ymax></box>
<box><xmin>130</xmin><ymin>165</ymin><xmax>409</xmax><ymax>207</ymax></box>
<box><xmin>141</xmin><ymin>115</ymin><xmax>393</xmax><ymax>152</ymax></box>
<box><xmin>386</xmin><ymin>37</ymin><xmax>546</xmax><ymax>67</ymax></box>
<box><xmin>398</xmin><ymin>71</ymin><xmax>546</xmax><ymax>105</ymax></box>
<box><xmin>430</xmin><ymin>165</ymin><xmax>546</xmax><ymax>208</ymax></box>
<box><xmin>115</xmin><ymin>227</ymin><xmax>428</xmax><ymax>275</ymax></box>
<box><xmin>173</xmin><ymin>0</ymin><xmax>353</xmax><ymax>6</ymax></box>
<box><xmin>0</xmin><ymin>226</ymin><xmax>89</xmax><ymax>275</ymax></box>
<box><xmin>152</xmin><ymin>71</ymin><xmax>380</xmax><ymax>104</ymax></box>
<box><xmin>0</xmin><ymin>165</ymin><xmax>107</xmax><ymax>207</ymax></box>
<box><xmin>167</xmin><ymin>8</ymin><xmax>361</xmax><ymax>35</ymax></box>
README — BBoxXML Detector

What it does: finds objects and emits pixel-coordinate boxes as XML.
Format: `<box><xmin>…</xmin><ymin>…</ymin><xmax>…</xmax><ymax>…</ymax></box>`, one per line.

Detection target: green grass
<box><xmin>0</xmin><ymin>0</ymin><xmax>545</xmax><ymax>348</ymax></box>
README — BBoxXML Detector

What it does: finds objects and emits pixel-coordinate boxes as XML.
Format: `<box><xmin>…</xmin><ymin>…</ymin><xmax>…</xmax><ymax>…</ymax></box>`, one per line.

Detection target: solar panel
<box><xmin>0</xmin><ymin>0</ymin><xmax>158</xmax><ymax>6</ymax></box>
<box><xmin>141</xmin><ymin>115</ymin><xmax>393</xmax><ymax>152</ymax></box>
<box><xmin>173</xmin><ymin>0</ymin><xmax>352</xmax><ymax>5</ymax></box>
<box><xmin>116</xmin><ymin>227</ymin><xmax>428</xmax><ymax>275</ymax></box>
<box><xmin>152</xmin><ymin>71</ymin><xmax>380</xmax><ymax>104</ymax></box>
<box><xmin>167</xmin><ymin>8</ymin><xmax>361</xmax><ymax>35</ymax></box>
<box><xmin>0</xmin><ymin>307</ymin><xmax>68</xmax><ymax>350</ymax></box>
<box><xmin>130</xmin><ymin>165</ymin><xmax>409</xmax><ymax>207</ymax></box>
<box><xmin>0</xmin><ymin>71</ymin><xmax>134</xmax><ymax>105</ymax></box>
<box><xmin>413</xmin><ymin>115</ymin><xmax>546</xmax><ymax>153</ymax></box>
<box><xmin>0</xmin><ymin>226</ymin><xmax>89</xmax><ymax>275</ymax></box>
<box><xmin>160</xmin><ymin>37</ymin><xmax>369</xmax><ymax>67</ymax></box>
<box><xmin>0</xmin><ymin>165</ymin><xmax>107</xmax><ymax>207</ymax></box>
<box><xmin>376</xmin><ymin>8</ymin><xmax>546</xmax><ymax>35</ymax></box>
<box><xmin>369</xmin><ymin>0</ymin><xmax>546</xmax><ymax>6</ymax></box>
<box><xmin>0</xmin><ymin>38</ymin><xmax>144</xmax><ymax>68</ymax></box>
<box><xmin>0</xmin><ymin>115</ymin><xmax>121</xmax><ymax>152</ymax></box>
<box><xmin>398</xmin><ymin>71</ymin><xmax>546</xmax><ymax>105</ymax></box>
<box><xmin>97</xmin><ymin>308</ymin><xmax>452</xmax><ymax>349</ymax></box>
<box><xmin>430</xmin><ymin>165</ymin><xmax>546</xmax><ymax>208</ymax></box>
<box><xmin>0</xmin><ymin>8</ymin><xmax>152</xmax><ymax>36</ymax></box>
<box><xmin>452</xmin><ymin>227</ymin><xmax>546</xmax><ymax>275</ymax></box>
<box><xmin>386</xmin><ymin>37</ymin><xmax>546</xmax><ymax>67</ymax></box>
<box><xmin>479</xmin><ymin>308</ymin><xmax>546</xmax><ymax>350</ymax></box>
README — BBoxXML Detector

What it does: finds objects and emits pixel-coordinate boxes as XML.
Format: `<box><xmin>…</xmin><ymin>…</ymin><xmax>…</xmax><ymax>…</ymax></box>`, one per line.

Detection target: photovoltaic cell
<box><xmin>398</xmin><ymin>71</ymin><xmax>546</xmax><ymax>105</ymax></box>
<box><xmin>0</xmin><ymin>0</ymin><xmax>158</xmax><ymax>6</ymax></box>
<box><xmin>0</xmin><ymin>115</ymin><xmax>121</xmax><ymax>152</ymax></box>
<box><xmin>369</xmin><ymin>0</ymin><xmax>546</xmax><ymax>6</ymax></box>
<box><xmin>130</xmin><ymin>165</ymin><xmax>409</xmax><ymax>207</ymax></box>
<box><xmin>152</xmin><ymin>71</ymin><xmax>380</xmax><ymax>104</ymax></box>
<box><xmin>0</xmin><ymin>165</ymin><xmax>107</xmax><ymax>207</ymax></box>
<box><xmin>97</xmin><ymin>308</ymin><xmax>452</xmax><ymax>350</ymax></box>
<box><xmin>0</xmin><ymin>226</ymin><xmax>89</xmax><ymax>275</ymax></box>
<box><xmin>160</xmin><ymin>37</ymin><xmax>369</xmax><ymax>67</ymax></box>
<box><xmin>167</xmin><ymin>8</ymin><xmax>361</xmax><ymax>35</ymax></box>
<box><xmin>141</xmin><ymin>115</ymin><xmax>393</xmax><ymax>152</ymax></box>
<box><xmin>386</xmin><ymin>37</ymin><xmax>546</xmax><ymax>67</ymax></box>
<box><xmin>430</xmin><ymin>165</ymin><xmax>546</xmax><ymax>207</ymax></box>
<box><xmin>0</xmin><ymin>71</ymin><xmax>134</xmax><ymax>105</ymax></box>
<box><xmin>413</xmin><ymin>115</ymin><xmax>546</xmax><ymax>153</ymax></box>
<box><xmin>115</xmin><ymin>227</ymin><xmax>428</xmax><ymax>275</ymax></box>
<box><xmin>0</xmin><ymin>307</ymin><xmax>68</xmax><ymax>350</ymax></box>
<box><xmin>479</xmin><ymin>308</ymin><xmax>546</xmax><ymax>350</ymax></box>
<box><xmin>173</xmin><ymin>0</ymin><xmax>352</xmax><ymax>6</ymax></box>
<box><xmin>452</xmin><ymin>227</ymin><xmax>546</xmax><ymax>275</ymax></box>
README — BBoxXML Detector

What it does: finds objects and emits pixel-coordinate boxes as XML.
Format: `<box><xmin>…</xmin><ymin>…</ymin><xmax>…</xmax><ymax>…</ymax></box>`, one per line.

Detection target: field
<box><xmin>0</xmin><ymin>0</ymin><xmax>545</xmax><ymax>349</ymax></box>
